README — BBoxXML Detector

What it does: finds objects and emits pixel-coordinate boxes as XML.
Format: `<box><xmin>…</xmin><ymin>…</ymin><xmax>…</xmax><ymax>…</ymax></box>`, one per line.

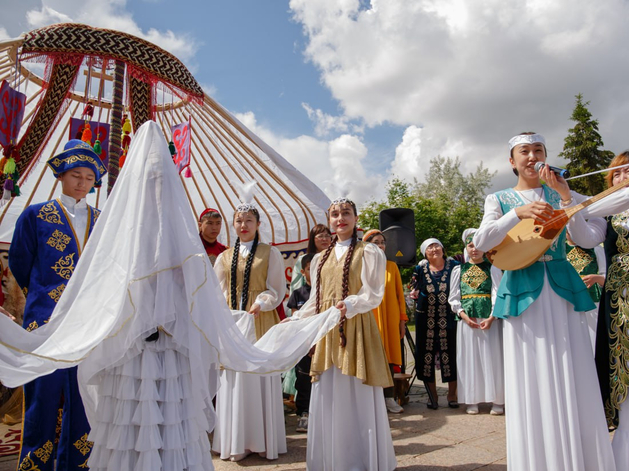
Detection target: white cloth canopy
<box><xmin>0</xmin><ymin>121</ymin><xmax>341</xmax><ymax>429</ymax></box>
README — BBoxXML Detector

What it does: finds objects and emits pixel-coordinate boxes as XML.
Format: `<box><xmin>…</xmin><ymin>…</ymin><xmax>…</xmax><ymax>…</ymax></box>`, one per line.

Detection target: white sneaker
<box><xmin>466</xmin><ymin>404</ymin><xmax>479</xmax><ymax>415</ymax></box>
<box><xmin>385</xmin><ymin>397</ymin><xmax>404</xmax><ymax>414</ymax></box>
<box><xmin>490</xmin><ymin>404</ymin><xmax>504</xmax><ymax>415</ymax></box>
<box><xmin>296</xmin><ymin>412</ymin><xmax>309</xmax><ymax>432</ymax></box>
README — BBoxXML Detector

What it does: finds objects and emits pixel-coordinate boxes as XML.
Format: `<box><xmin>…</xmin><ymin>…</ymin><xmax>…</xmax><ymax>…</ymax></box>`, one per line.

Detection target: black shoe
<box><xmin>427</xmin><ymin>401</ymin><xmax>438</xmax><ymax>410</ymax></box>
<box><xmin>448</xmin><ymin>401</ymin><xmax>459</xmax><ymax>409</ymax></box>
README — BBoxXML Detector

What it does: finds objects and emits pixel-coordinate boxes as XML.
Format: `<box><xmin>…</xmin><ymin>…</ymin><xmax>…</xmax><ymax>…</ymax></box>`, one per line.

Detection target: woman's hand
<box><xmin>0</xmin><ymin>306</ymin><xmax>15</xmax><ymax>321</ymax></box>
<box><xmin>460</xmin><ymin>311</ymin><xmax>480</xmax><ymax>329</ymax></box>
<box><xmin>248</xmin><ymin>303</ymin><xmax>261</xmax><ymax>318</ymax></box>
<box><xmin>335</xmin><ymin>301</ymin><xmax>347</xmax><ymax>317</ymax></box>
<box><xmin>514</xmin><ymin>201</ymin><xmax>554</xmax><ymax>222</ymax></box>
<box><xmin>480</xmin><ymin>316</ymin><xmax>495</xmax><ymax>330</ymax></box>
<box><xmin>538</xmin><ymin>164</ymin><xmax>572</xmax><ymax>201</ymax></box>
<box><xmin>399</xmin><ymin>320</ymin><xmax>406</xmax><ymax>340</ymax></box>
<box><xmin>582</xmin><ymin>274</ymin><xmax>605</xmax><ymax>289</ymax></box>
<box><xmin>409</xmin><ymin>289</ymin><xmax>419</xmax><ymax>300</ymax></box>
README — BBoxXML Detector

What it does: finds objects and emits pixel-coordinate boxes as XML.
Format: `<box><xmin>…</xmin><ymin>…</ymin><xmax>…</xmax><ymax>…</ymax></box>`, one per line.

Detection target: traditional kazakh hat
<box><xmin>46</xmin><ymin>139</ymin><xmax>107</xmax><ymax>184</ymax></box>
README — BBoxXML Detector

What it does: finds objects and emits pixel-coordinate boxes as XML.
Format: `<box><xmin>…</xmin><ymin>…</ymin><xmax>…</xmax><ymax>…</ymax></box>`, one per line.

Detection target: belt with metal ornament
<box><xmin>537</xmin><ymin>255</ymin><xmax>553</xmax><ymax>262</ymax></box>
<box><xmin>461</xmin><ymin>294</ymin><xmax>491</xmax><ymax>299</ymax></box>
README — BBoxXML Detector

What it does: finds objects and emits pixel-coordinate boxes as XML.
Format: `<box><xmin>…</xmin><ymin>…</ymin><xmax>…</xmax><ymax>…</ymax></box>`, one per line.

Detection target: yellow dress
<box><xmin>372</xmin><ymin>260</ymin><xmax>408</xmax><ymax>366</ymax></box>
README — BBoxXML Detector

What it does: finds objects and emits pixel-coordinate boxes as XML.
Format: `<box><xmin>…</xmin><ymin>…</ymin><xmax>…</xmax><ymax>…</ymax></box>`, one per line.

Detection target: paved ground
<box><xmin>0</xmin><ymin>382</ymin><xmax>507</xmax><ymax>471</ymax></box>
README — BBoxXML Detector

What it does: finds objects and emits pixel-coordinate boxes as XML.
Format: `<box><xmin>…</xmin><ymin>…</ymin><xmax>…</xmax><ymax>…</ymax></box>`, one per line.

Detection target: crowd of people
<box><xmin>1</xmin><ymin>126</ymin><xmax>629</xmax><ymax>471</ymax></box>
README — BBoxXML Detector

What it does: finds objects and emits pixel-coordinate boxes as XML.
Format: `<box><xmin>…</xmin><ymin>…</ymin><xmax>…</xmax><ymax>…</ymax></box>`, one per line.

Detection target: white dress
<box><xmin>292</xmin><ymin>240</ymin><xmax>396</xmax><ymax>471</ymax></box>
<box><xmin>448</xmin><ymin>264</ymin><xmax>504</xmax><ymax>406</ymax></box>
<box><xmin>212</xmin><ymin>241</ymin><xmax>287</xmax><ymax>460</ymax></box>
<box><xmin>474</xmin><ymin>189</ymin><xmax>616</xmax><ymax>471</ymax></box>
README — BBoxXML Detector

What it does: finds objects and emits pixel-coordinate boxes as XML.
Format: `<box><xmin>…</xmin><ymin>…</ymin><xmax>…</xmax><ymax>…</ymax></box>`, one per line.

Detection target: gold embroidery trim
<box><xmin>462</xmin><ymin>264</ymin><xmax>488</xmax><ymax>290</ymax></box>
<box><xmin>26</xmin><ymin>321</ymin><xmax>39</xmax><ymax>332</ymax></box>
<box><xmin>37</xmin><ymin>201</ymin><xmax>63</xmax><ymax>225</ymax></box>
<box><xmin>461</xmin><ymin>294</ymin><xmax>491</xmax><ymax>299</ymax></box>
<box><xmin>18</xmin><ymin>453</ymin><xmax>40</xmax><ymax>471</ymax></box>
<box><xmin>50</xmin><ymin>154</ymin><xmax>106</xmax><ymax>176</ymax></box>
<box><xmin>48</xmin><ymin>284</ymin><xmax>66</xmax><ymax>303</ymax></box>
<box><xmin>51</xmin><ymin>253</ymin><xmax>76</xmax><ymax>280</ymax></box>
<box><xmin>567</xmin><ymin>246</ymin><xmax>593</xmax><ymax>274</ymax></box>
<box><xmin>33</xmin><ymin>441</ymin><xmax>53</xmax><ymax>464</ymax></box>
<box><xmin>73</xmin><ymin>433</ymin><xmax>93</xmax><ymax>456</ymax></box>
<box><xmin>604</xmin><ymin>211</ymin><xmax>629</xmax><ymax>427</ymax></box>
<box><xmin>46</xmin><ymin>230</ymin><xmax>72</xmax><ymax>252</ymax></box>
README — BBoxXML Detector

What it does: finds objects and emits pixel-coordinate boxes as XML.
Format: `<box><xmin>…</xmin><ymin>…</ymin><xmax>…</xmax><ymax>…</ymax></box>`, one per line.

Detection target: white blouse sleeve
<box><xmin>253</xmin><ymin>246</ymin><xmax>287</xmax><ymax>312</ymax></box>
<box><xmin>213</xmin><ymin>251</ymin><xmax>230</xmax><ymax>300</ymax></box>
<box><xmin>595</xmin><ymin>245</ymin><xmax>607</xmax><ymax>276</ymax></box>
<box><xmin>490</xmin><ymin>265</ymin><xmax>503</xmax><ymax>316</ymax></box>
<box><xmin>565</xmin><ymin>191</ymin><xmax>608</xmax><ymax>249</ymax></box>
<box><xmin>473</xmin><ymin>194</ymin><xmax>521</xmax><ymax>252</ymax></box>
<box><xmin>291</xmin><ymin>244</ymin><xmax>386</xmax><ymax>320</ymax></box>
<box><xmin>448</xmin><ymin>265</ymin><xmax>463</xmax><ymax>315</ymax></box>
<box><xmin>343</xmin><ymin>243</ymin><xmax>386</xmax><ymax>318</ymax></box>
<box><xmin>578</xmin><ymin>186</ymin><xmax>629</xmax><ymax>218</ymax></box>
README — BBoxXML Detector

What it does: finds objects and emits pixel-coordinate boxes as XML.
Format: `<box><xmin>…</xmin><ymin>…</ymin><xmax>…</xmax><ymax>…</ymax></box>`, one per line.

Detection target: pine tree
<box><xmin>558</xmin><ymin>94</ymin><xmax>614</xmax><ymax>195</ymax></box>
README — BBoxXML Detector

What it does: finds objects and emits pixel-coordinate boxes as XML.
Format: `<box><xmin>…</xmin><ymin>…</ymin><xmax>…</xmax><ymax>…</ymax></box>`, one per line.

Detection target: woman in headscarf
<box><xmin>410</xmin><ymin>238</ymin><xmax>459</xmax><ymax>409</ymax></box>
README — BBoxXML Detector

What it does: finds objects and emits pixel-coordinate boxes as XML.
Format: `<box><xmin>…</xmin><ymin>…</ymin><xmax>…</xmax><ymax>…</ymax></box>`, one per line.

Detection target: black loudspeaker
<box><xmin>379</xmin><ymin>208</ymin><xmax>416</xmax><ymax>267</ymax></box>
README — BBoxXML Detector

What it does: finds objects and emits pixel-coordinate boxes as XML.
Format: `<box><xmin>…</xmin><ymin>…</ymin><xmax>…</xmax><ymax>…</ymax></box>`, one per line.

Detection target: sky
<box><xmin>2</xmin><ymin>0</ymin><xmax>629</xmax><ymax>205</ymax></box>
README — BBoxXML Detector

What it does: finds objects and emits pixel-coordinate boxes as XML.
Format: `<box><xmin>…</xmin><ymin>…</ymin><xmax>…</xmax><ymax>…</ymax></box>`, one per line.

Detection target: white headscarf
<box><xmin>420</xmin><ymin>238</ymin><xmax>443</xmax><ymax>257</ymax></box>
<box><xmin>462</xmin><ymin>228</ymin><xmax>477</xmax><ymax>245</ymax></box>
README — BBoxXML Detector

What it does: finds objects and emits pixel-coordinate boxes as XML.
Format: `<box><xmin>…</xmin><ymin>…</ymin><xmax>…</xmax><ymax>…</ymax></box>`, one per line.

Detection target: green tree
<box><xmin>359</xmin><ymin>157</ymin><xmax>495</xmax><ymax>282</ymax></box>
<box><xmin>558</xmin><ymin>93</ymin><xmax>614</xmax><ymax>196</ymax></box>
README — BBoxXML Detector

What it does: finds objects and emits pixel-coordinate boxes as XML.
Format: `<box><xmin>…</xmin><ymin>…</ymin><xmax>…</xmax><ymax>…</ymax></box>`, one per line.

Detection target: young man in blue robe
<box><xmin>9</xmin><ymin>139</ymin><xmax>106</xmax><ymax>471</ymax></box>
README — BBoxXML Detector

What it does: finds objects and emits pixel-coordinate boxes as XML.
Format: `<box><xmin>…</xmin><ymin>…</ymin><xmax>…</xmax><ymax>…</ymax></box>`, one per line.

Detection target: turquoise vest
<box><xmin>493</xmin><ymin>186</ymin><xmax>595</xmax><ymax>318</ymax></box>
<box><xmin>460</xmin><ymin>261</ymin><xmax>493</xmax><ymax>319</ymax></box>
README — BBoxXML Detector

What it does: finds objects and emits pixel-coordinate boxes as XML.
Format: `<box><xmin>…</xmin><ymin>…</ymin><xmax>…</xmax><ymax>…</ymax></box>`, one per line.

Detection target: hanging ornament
<box><xmin>81</xmin><ymin>123</ymin><xmax>92</xmax><ymax>144</ymax></box>
<box><xmin>93</xmin><ymin>139</ymin><xmax>102</xmax><ymax>155</ymax></box>
<box><xmin>183</xmin><ymin>166</ymin><xmax>192</xmax><ymax>178</ymax></box>
<box><xmin>168</xmin><ymin>141</ymin><xmax>177</xmax><ymax>160</ymax></box>
<box><xmin>82</xmin><ymin>103</ymin><xmax>94</xmax><ymax>119</ymax></box>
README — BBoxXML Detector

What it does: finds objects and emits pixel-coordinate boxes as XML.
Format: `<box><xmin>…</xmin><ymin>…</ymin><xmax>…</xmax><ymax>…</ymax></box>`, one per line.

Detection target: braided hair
<box><xmin>230</xmin><ymin>209</ymin><xmax>261</xmax><ymax>310</ymax></box>
<box><xmin>315</xmin><ymin>200</ymin><xmax>358</xmax><ymax>347</ymax></box>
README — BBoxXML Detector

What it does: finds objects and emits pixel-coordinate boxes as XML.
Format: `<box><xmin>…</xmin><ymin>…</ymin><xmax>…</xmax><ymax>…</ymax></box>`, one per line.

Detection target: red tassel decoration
<box><xmin>183</xmin><ymin>166</ymin><xmax>192</xmax><ymax>178</ymax></box>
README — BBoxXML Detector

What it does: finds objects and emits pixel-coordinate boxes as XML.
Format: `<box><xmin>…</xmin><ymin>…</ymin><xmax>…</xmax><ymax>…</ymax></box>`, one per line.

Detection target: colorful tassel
<box><xmin>83</xmin><ymin>103</ymin><xmax>94</xmax><ymax>118</ymax></box>
<box><xmin>81</xmin><ymin>124</ymin><xmax>92</xmax><ymax>144</ymax></box>
<box><xmin>3</xmin><ymin>179</ymin><xmax>13</xmax><ymax>191</ymax></box>
<box><xmin>183</xmin><ymin>166</ymin><xmax>192</xmax><ymax>178</ymax></box>
<box><xmin>119</xmin><ymin>150</ymin><xmax>127</xmax><ymax>168</ymax></box>
<box><xmin>93</xmin><ymin>139</ymin><xmax>102</xmax><ymax>155</ymax></box>
<box><xmin>3</xmin><ymin>157</ymin><xmax>16</xmax><ymax>175</ymax></box>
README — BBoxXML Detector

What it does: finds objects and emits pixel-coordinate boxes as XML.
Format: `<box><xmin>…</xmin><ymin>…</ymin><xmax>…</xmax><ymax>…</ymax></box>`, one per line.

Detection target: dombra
<box><xmin>486</xmin><ymin>178</ymin><xmax>629</xmax><ymax>271</ymax></box>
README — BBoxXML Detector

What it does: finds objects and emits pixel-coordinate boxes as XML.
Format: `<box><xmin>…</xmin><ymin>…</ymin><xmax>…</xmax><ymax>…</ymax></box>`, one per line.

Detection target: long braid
<box><xmin>229</xmin><ymin>237</ymin><xmax>241</xmax><ymax>309</ymax></box>
<box><xmin>240</xmin><ymin>230</ymin><xmax>259</xmax><ymax>310</ymax></box>
<box><xmin>338</xmin><ymin>230</ymin><xmax>358</xmax><ymax>348</ymax></box>
<box><xmin>315</xmin><ymin>235</ymin><xmax>337</xmax><ymax>314</ymax></box>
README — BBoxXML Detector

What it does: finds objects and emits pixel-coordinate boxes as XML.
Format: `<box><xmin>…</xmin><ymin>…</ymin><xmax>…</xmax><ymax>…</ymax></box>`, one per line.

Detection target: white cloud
<box><xmin>0</xmin><ymin>27</ymin><xmax>9</xmax><ymax>40</ymax></box>
<box><xmin>290</xmin><ymin>0</ymin><xmax>629</xmax><ymax>193</ymax></box>
<box><xmin>234</xmin><ymin>111</ymin><xmax>384</xmax><ymax>204</ymax></box>
<box><xmin>10</xmin><ymin>0</ymin><xmax>198</xmax><ymax>63</ymax></box>
<box><xmin>302</xmin><ymin>103</ymin><xmax>364</xmax><ymax>137</ymax></box>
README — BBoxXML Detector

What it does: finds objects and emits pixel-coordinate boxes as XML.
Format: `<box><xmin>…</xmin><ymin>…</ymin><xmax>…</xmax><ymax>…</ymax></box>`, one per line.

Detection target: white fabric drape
<box><xmin>0</xmin><ymin>122</ymin><xmax>341</xmax><ymax>470</ymax></box>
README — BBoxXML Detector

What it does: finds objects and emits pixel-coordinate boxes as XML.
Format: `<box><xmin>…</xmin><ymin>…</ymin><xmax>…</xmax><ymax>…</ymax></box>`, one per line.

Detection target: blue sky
<box><xmin>3</xmin><ymin>0</ymin><xmax>629</xmax><ymax>203</ymax></box>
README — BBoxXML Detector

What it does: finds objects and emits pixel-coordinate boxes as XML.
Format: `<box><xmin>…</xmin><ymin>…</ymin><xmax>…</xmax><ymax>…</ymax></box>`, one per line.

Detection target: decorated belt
<box><xmin>461</xmin><ymin>294</ymin><xmax>491</xmax><ymax>299</ymax></box>
<box><xmin>537</xmin><ymin>255</ymin><xmax>553</xmax><ymax>262</ymax></box>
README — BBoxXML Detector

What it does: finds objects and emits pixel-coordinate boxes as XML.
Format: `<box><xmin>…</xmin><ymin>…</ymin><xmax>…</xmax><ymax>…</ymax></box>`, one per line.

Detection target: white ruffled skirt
<box><xmin>307</xmin><ymin>366</ymin><xmax>396</xmax><ymax>471</ymax></box>
<box><xmin>503</xmin><ymin>277</ymin><xmax>615</xmax><ymax>471</ymax></box>
<box><xmin>456</xmin><ymin>319</ymin><xmax>504</xmax><ymax>405</ymax></box>
<box><xmin>87</xmin><ymin>332</ymin><xmax>214</xmax><ymax>471</ymax></box>
<box><xmin>211</xmin><ymin>370</ymin><xmax>286</xmax><ymax>460</ymax></box>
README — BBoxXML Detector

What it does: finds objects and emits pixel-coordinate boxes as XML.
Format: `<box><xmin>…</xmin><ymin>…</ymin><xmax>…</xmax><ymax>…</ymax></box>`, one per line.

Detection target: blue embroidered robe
<box><xmin>9</xmin><ymin>198</ymin><xmax>99</xmax><ymax>471</ymax></box>
<box><xmin>493</xmin><ymin>186</ymin><xmax>594</xmax><ymax>318</ymax></box>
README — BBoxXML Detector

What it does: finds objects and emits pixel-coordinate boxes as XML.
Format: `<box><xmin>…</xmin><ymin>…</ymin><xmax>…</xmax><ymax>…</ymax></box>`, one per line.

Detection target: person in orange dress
<box><xmin>363</xmin><ymin>229</ymin><xmax>408</xmax><ymax>414</ymax></box>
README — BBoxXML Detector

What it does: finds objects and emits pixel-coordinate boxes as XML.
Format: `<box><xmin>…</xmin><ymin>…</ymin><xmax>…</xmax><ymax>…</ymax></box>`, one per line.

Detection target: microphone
<box><xmin>534</xmin><ymin>162</ymin><xmax>570</xmax><ymax>179</ymax></box>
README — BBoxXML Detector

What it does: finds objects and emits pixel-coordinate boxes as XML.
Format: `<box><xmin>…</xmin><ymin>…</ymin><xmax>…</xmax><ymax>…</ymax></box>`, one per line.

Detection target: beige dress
<box><xmin>212</xmin><ymin>241</ymin><xmax>286</xmax><ymax>460</ymax></box>
<box><xmin>294</xmin><ymin>239</ymin><xmax>396</xmax><ymax>471</ymax></box>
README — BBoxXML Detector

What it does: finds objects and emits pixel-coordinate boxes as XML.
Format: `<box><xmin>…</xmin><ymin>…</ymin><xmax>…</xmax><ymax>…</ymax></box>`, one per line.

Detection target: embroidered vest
<box><xmin>221</xmin><ymin>243</ymin><xmax>279</xmax><ymax>339</ymax></box>
<box><xmin>566</xmin><ymin>243</ymin><xmax>601</xmax><ymax>303</ymax></box>
<box><xmin>460</xmin><ymin>260</ymin><xmax>493</xmax><ymax>319</ymax></box>
<box><xmin>310</xmin><ymin>242</ymin><xmax>392</xmax><ymax>388</ymax></box>
<box><xmin>492</xmin><ymin>186</ymin><xmax>595</xmax><ymax>318</ymax></box>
